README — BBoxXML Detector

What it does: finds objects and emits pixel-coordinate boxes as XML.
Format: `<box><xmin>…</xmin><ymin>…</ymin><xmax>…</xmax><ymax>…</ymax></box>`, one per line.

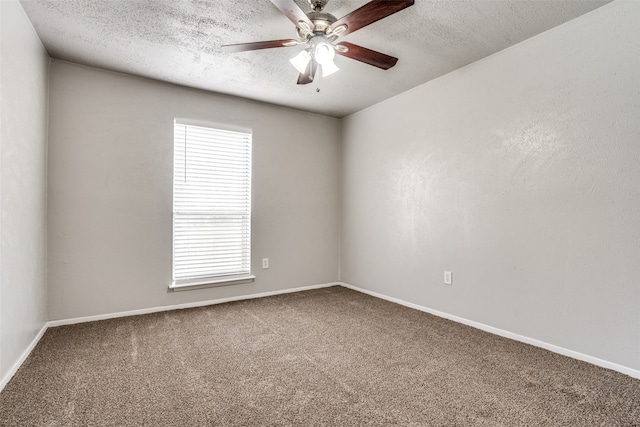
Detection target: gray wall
<box><xmin>0</xmin><ymin>0</ymin><xmax>49</xmax><ymax>381</ymax></box>
<box><xmin>340</xmin><ymin>1</ymin><xmax>640</xmax><ymax>372</ymax></box>
<box><xmin>47</xmin><ymin>61</ymin><xmax>340</xmax><ymax>320</ymax></box>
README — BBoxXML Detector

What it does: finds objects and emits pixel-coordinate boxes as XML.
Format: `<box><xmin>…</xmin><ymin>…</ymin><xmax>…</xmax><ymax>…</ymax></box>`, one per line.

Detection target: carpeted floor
<box><xmin>1</xmin><ymin>286</ymin><xmax>639</xmax><ymax>426</ymax></box>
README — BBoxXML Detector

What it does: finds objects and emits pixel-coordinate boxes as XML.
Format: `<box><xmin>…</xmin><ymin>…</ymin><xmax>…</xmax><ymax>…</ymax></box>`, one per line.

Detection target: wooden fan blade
<box><xmin>335</xmin><ymin>42</ymin><xmax>398</xmax><ymax>70</ymax></box>
<box><xmin>329</xmin><ymin>0</ymin><xmax>414</xmax><ymax>37</ymax></box>
<box><xmin>297</xmin><ymin>60</ymin><xmax>318</xmax><ymax>85</ymax></box>
<box><xmin>271</xmin><ymin>0</ymin><xmax>314</xmax><ymax>30</ymax></box>
<box><xmin>222</xmin><ymin>39</ymin><xmax>299</xmax><ymax>53</ymax></box>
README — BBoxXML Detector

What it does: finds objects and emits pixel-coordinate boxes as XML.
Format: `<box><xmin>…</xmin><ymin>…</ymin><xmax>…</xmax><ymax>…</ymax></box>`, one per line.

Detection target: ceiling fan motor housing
<box><xmin>297</xmin><ymin>11</ymin><xmax>337</xmax><ymax>40</ymax></box>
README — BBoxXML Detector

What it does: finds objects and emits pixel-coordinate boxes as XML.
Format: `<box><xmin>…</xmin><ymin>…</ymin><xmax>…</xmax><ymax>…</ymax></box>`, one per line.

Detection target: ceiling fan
<box><xmin>222</xmin><ymin>0</ymin><xmax>415</xmax><ymax>85</ymax></box>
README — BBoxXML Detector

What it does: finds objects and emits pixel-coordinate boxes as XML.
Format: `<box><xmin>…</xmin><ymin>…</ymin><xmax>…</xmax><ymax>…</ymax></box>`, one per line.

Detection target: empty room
<box><xmin>1</xmin><ymin>0</ymin><xmax>639</xmax><ymax>425</ymax></box>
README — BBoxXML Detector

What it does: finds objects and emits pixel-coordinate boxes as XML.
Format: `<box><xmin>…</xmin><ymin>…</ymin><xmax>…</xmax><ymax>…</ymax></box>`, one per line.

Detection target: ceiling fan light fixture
<box><xmin>309</xmin><ymin>36</ymin><xmax>339</xmax><ymax>78</ymax></box>
<box><xmin>290</xmin><ymin>49</ymin><xmax>312</xmax><ymax>73</ymax></box>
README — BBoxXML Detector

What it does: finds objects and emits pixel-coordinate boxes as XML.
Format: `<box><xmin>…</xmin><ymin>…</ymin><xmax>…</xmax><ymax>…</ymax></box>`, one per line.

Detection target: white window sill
<box><xmin>169</xmin><ymin>275</ymin><xmax>256</xmax><ymax>292</ymax></box>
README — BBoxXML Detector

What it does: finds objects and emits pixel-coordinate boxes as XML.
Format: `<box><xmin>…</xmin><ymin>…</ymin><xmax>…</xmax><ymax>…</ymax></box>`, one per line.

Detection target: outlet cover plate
<box><xmin>444</xmin><ymin>271</ymin><xmax>452</xmax><ymax>285</ymax></box>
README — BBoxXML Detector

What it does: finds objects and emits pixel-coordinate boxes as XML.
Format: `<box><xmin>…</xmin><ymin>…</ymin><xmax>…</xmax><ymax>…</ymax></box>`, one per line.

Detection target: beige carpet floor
<box><xmin>1</xmin><ymin>286</ymin><xmax>639</xmax><ymax>426</ymax></box>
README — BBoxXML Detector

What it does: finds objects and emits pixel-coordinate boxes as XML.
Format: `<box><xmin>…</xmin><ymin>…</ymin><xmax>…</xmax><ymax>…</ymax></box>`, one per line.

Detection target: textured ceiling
<box><xmin>20</xmin><ymin>0</ymin><xmax>611</xmax><ymax>118</ymax></box>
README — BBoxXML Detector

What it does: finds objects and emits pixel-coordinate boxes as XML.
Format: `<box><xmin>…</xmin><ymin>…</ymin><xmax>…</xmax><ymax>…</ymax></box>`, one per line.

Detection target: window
<box><xmin>171</xmin><ymin>121</ymin><xmax>253</xmax><ymax>290</ymax></box>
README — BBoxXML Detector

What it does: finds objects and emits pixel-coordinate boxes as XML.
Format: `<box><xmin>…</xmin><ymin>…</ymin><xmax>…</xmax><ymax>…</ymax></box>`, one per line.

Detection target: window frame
<box><xmin>169</xmin><ymin>119</ymin><xmax>254</xmax><ymax>291</ymax></box>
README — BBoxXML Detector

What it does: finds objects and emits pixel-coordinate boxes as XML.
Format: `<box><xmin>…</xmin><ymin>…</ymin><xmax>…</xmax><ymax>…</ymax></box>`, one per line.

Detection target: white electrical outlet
<box><xmin>444</xmin><ymin>271</ymin><xmax>452</xmax><ymax>285</ymax></box>
<box><xmin>262</xmin><ymin>258</ymin><xmax>269</xmax><ymax>269</ymax></box>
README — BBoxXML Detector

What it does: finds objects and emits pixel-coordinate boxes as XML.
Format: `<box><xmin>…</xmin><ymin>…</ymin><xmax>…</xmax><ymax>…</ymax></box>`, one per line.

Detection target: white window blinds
<box><xmin>173</xmin><ymin>122</ymin><xmax>252</xmax><ymax>285</ymax></box>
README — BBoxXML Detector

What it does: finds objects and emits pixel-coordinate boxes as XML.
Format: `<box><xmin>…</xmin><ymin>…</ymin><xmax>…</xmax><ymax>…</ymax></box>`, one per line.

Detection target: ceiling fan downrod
<box><xmin>308</xmin><ymin>0</ymin><xmax>329</xmax><ymax>12</ymax></box>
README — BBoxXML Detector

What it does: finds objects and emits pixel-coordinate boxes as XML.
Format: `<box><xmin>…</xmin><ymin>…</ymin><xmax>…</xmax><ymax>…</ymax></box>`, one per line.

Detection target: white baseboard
<box><xmin>47</xmin><ymin>282</ymin><xmax>340</xmax><ymax>327</ymax></box>
<box><xmin>3</xmin><ymin>280</ymin><xmax>636</xmax><ymax>395</ymax></box>
<box><xmin>338</xmin><ymin>282</ymin><xmax>640</xmax><ymax>380</ymax></box>
<box><xmin>0</xmin><ymin>323</ymin><xmax>48</xmax><ymax>393</ymax></box>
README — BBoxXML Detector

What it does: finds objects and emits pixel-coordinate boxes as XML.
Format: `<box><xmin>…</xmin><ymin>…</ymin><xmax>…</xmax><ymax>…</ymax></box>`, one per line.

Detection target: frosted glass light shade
<box><xmin>321</xmin><ymin>59</ymin><xmax>339</xmax><ymax>77</ymax></box>
<box><xmin>290</xmin><ymin>50</ymin><xmax>312</xmax><ymax>74</ymax></box>
<box><xmin>314</xmin><ymin>42</ymin><xmax>335</xmax><ymax>65</ymax></box>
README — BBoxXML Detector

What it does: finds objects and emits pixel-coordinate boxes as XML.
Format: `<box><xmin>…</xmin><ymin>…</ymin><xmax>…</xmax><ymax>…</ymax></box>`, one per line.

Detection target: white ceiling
<box><xmin>20</xmin><ymin>0</ymin><xmax>611</xmax><ymax>118</ymax></box>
